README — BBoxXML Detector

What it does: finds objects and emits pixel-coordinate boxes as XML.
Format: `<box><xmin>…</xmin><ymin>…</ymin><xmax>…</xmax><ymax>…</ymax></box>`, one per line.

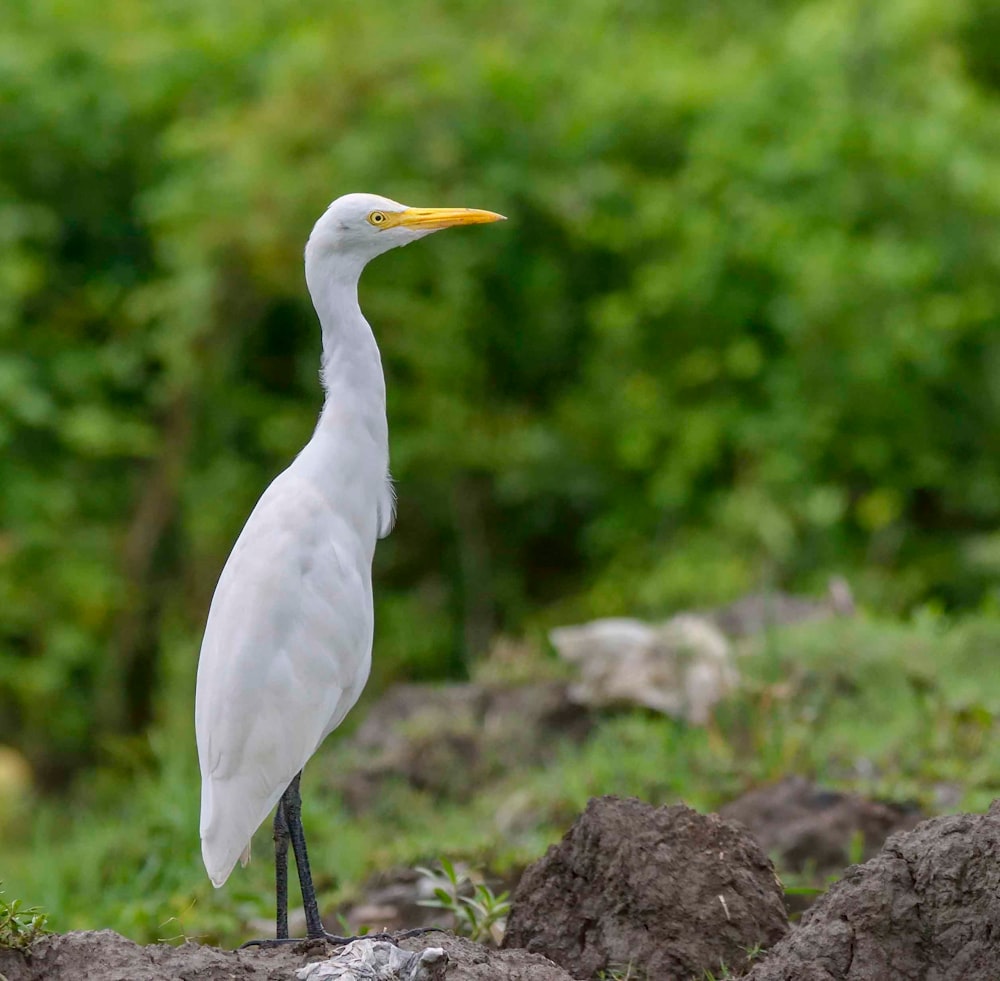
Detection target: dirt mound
<box><xmin>0</xmin><ymin>929</ymin><xmax>574</xmax><ymax>981</ymax></box>
<box><xmin>502</xmin><ymin>795</ymin><xmax>788</xmax><ymax>979</ymax></box>
<box><xmin>721</xmin><ymin>776</ymin><xmax>923</xmax><ymax>875</ymax></box>
<box><xmin>745</xmin><ymin>800</ymin><xmax>1000</xmax><ymax>980</ymax></box>
<box><xmin>334</xmin><ymin>682</ymin><xmax>592</xmax><ymax>810</ymax></box>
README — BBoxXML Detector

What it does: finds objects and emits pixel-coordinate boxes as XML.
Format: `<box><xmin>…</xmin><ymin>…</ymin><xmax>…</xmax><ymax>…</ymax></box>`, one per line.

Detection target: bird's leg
<box><xmin>285</xmin><ymin>772</ymin><xmax>439</xmax><ymax>944</ymax></box>
<box><xmin>281</xmin><ymin>771</ymin><xmax>327</xmax><ymax>939</ymax></box>
<box><xmin>273</xmin><ymin>794</ymin><xmax>290</xmax><ymax>940</ymax></box>
<box><xmin>240</xmin><ymin>772</ymin><xmax>441</xmax><ymax>948</ymax></box>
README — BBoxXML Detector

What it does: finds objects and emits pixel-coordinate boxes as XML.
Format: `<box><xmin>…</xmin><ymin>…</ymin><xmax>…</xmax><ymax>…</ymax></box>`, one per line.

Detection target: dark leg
<box><xmin>242</xmin><ymin>771</ymin><xmax>332</xmax><ymax>948</ymax></box>
<box><xmin>281</xmin><ymin>771</ymin><xmax>326</xmax><ymax>938</ymax></box>
<box><xmin>240</xmin><ymin>770</ymin><xmax>440</xmax><ymax>948</ymax></box>
<box><xmin>274</xmin><ymin>794</ymin><xmax>290</xmax><ymax>940</ymax></box>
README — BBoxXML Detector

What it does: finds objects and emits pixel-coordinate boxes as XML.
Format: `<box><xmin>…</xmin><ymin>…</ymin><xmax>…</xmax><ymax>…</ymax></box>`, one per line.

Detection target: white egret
<box><xmin>195</xmin><ymin>193</ymin><xmax>505</xmax><ymax>941</ymax></box>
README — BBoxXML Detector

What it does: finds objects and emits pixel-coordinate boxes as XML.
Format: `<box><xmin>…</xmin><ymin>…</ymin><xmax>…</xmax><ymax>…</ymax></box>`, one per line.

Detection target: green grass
<box><xmin>0</xmin><ymin>883</ymin><xmax>48</xmax><ymax>950</ymax></box>
<box><xmin>2</xmin><ymin>610</ymin><xmax>999</xmax><ymax>948</ymax></box>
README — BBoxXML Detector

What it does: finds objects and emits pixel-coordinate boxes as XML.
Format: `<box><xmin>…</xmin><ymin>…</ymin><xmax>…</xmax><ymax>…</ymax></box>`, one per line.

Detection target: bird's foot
<box><xmin>240</xmin><ymin>926</ymin><xmax>442</xmax><ymax>950</ymax></box>
<box><xmin>240</xmin><ymin>936</ymin><xmax>309</xmax><ymax>949</ymax></box>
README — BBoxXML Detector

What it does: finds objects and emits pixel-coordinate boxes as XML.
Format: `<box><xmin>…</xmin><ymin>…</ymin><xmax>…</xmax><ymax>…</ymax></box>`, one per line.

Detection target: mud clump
<box><xmin>746</xmin><ymin>800</ymin><xmax>1000</xmax><ymax>980</ymax></box>
<box><xmin>721</xmin><ymin>776</ymin><xmax>923</xmax><ymax>876</ymax></box>
<box><xmin>503</xmin><ymin>795</ymin><xmax>788</xmax><ymax>980</ymax></box>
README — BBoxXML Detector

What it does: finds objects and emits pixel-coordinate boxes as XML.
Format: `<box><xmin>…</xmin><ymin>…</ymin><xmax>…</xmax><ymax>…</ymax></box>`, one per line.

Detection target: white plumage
<box><xmin>194</xmin><ymin>193</ymin><xmax>503</xmax><ymax>932</ymax></box>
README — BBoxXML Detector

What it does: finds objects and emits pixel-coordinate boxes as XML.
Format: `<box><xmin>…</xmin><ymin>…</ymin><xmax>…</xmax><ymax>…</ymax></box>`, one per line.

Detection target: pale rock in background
<box><xmin>550</xmin><ymin>614</ymin><xmax>737</xmax><ymax>724</ymax></box>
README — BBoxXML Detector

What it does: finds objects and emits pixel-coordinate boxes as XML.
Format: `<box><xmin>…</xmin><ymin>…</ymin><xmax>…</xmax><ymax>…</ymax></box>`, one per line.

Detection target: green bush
<box><xmin>2</xmin><ymin>0</ymin><xmax>1000</xmax><ymax>774</ymax></box>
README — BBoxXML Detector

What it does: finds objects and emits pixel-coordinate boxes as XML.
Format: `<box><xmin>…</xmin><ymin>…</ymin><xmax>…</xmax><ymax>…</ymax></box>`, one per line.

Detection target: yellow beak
<box><xmin>390</xmin><ymin>207</ymin><xmax>506</xmax><ymax>230</ymax></box>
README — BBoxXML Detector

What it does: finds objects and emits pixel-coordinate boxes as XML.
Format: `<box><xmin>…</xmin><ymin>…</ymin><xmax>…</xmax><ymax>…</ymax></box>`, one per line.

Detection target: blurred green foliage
<box><xmin>3</xmin><ymin>0</ymin><xmax>1000</xmax><ymax>778</ymax></box>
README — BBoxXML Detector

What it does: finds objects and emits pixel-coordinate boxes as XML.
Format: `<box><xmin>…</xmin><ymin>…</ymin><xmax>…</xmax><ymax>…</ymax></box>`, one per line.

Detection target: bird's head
<box><xmin>305</xmin><ymin>193</ymin><xmax>505</xmax><ymax>278</ymax></box>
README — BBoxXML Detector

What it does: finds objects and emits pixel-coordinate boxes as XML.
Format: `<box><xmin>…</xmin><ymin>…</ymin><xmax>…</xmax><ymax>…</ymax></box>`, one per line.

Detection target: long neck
<box><xmin>300</xmin><ymin>250</ymin><xmax>392</xmax><ymax>546</ymax></box>
<box><xmin>305</xmin><ymin>257</ymin><xmax>387</xmax><ymax>439</ymax></box>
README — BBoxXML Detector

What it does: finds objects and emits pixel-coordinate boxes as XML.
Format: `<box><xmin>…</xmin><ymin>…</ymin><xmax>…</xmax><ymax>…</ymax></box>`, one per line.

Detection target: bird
<box><xmin>195</xmin><ymin>193</ymin><xmax>505</xmax><ymax>942</ymax></box>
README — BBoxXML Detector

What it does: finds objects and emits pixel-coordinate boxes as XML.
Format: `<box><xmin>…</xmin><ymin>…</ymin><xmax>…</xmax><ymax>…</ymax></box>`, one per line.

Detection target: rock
<box><xmin>745</xmin><ymin>800</ymin><xmax>1000</xmax><ymax>980</ymax></box>
<box><xmin>333</xmin><ymin>681</ymin><xmax>592</xmax><ymax>811</ymax></box>
<box><xmin>720</xmin><ymin>777</ymin><xmax>923</xmax><ymax>875</ymax></box>
<box><xmin>550</xmin><ymin>614</ymin><xmax>737</xmax><ymax>724</ymax></box>
<box><xmin>0</xmin><ymin>929</ymin><xmax>574</xmax><ymax>981</ymax></box>
<box><xmin>296</xmin><ymin>938</ymin><xmax>447</xmax><ymax>980</ymax></box>
<box><xmin>502</xmin><ymin>796</ymin><xmax>788</xmax><ymax>980</ymax></box>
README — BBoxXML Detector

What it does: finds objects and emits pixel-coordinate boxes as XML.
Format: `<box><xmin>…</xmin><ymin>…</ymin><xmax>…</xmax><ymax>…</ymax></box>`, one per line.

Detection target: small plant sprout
<box><xmin>415</xmin><ymin>857</ymin><xmax>511</xmax><ymax>945</ymax></box>
<box><xmin>0</xmin><ymin>884</ymin><xmax>48</xmax><ymax>950</ymax></box>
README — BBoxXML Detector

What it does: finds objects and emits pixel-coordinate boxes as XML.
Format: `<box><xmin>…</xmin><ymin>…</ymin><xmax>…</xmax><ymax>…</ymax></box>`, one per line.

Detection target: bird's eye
<box><xmin>367</xmin><ymin>211</ymin><xmax>387</xmax><ymax>226</ymax></box>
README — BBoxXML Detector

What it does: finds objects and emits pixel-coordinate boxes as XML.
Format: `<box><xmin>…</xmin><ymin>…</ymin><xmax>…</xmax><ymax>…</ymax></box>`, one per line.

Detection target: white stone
<box><xmin>297</xmin><ymin>939</ymin><xmax>448</xmax><ymax>981</ymax></box>
<box><xmin>550</xmin><ymin>614</ymin><xmax>737</xmax><ymax>724</ymax></box>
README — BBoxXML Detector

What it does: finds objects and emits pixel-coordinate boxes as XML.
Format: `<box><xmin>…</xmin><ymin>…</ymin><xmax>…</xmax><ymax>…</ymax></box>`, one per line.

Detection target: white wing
<box><xmin>195</xmin><ymin>466</ymin><xmax>374</xmax><ymax>887</ymax></box>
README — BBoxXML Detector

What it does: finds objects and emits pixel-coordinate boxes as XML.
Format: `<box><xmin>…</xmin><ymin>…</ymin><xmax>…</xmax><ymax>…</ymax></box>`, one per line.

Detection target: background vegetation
<box><xmin>2</xmin><ymin>0</ymin><xmax>1000</xmax><ymax>947</ymax></box>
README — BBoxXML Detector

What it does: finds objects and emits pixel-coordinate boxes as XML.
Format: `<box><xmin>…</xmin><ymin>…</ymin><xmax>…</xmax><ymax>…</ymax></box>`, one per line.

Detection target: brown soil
<box><xmin>503</xmin><ymin>796</ymin><xmax>789</xmax><ymax>979</ymax></box>
<box><xmin>720</xmin><ymin>776</ymin><xmax>924</xmax><ymax>875</ymax></box>
<box><xmin>331</xmin><ymin>681</ymin><xmax>593</xmax><ymax>811</ymax></box>
<box><xmin>745</xmin><ymin>799</ymin><xmax>1000</xmax><ymax>980</ymax></box>
<box><xmin>0</xmin><ymin>930</ymin><xmax>574</xmax><ymax>981</ymax></box>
